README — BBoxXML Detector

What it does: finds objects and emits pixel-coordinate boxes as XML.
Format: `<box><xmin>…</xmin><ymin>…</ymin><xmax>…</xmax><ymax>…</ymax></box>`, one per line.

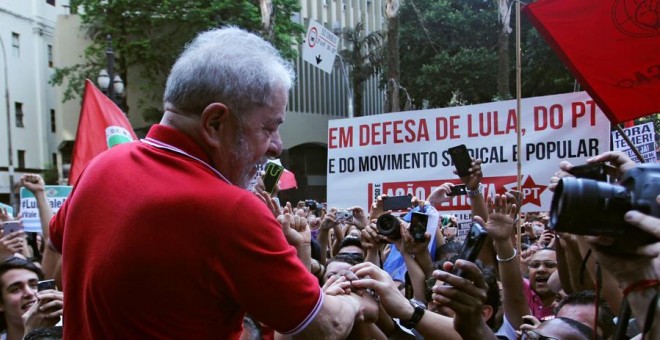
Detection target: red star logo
<box><xmin>520</xmin><ymin>175</ymin><xmax>548</xmax><ymax>208</ymax></box>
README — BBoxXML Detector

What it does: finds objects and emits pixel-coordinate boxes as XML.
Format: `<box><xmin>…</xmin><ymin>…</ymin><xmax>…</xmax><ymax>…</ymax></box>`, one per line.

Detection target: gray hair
<box><xmin>164</xmin><ymin>26</ymin><xmax>295</xmax><ymax>119</ymax></box>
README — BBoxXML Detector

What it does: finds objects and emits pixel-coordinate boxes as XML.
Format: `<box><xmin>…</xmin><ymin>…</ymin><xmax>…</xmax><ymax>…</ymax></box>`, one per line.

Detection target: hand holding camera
<box><xmin>550</xmin><ymin>159</ymin><xmax>660</xmax><ymax>255</ymax></box>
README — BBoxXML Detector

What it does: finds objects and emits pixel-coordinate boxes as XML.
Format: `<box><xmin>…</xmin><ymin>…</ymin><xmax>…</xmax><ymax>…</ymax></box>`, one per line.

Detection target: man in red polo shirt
<box><xmin>49</xmin><ymin>26</ymin><xmax>376</xmax><ymax>339</ymax></box>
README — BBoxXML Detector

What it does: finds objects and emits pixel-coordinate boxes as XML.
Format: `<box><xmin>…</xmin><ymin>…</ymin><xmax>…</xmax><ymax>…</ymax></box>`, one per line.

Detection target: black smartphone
<box><xmin>37</xmin><ymin>279</ymin><xmax>56</xmax><ymax>292</ymax></box>
<box><xmin>447</xmin><ymin>184</ymin><xmax>467</xmax><ymax>196</ymax></box>
<box><xmin>568</xmin><ymin>163</ymin><xmax>607</xmax><ymax>181</ymax></box>
<box><xmin>452</xmin><ymin>222</ymin><xmax>488</xmax><ymax>278</ymax></box>
<box><xmin>263</xmin><ymin>162</ymin><xmax>284</xmax><ymax>195</ymax></box>
<box><xmin>448</xmin><ymin>144</ymin><xmax>472</xmax><ymax>177</ymax></box>
<box><xmin>409</xmin><ymin>212</ymin><xmax>428</xmax><ymax>243</ymax></box>
<box><xmin>382</xmin><ymin>194</ymin><xmax>413</xmax><ymax>211</ymax></box>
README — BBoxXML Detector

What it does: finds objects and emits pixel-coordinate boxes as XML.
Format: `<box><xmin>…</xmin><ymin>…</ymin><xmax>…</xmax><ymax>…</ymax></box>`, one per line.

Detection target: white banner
<box><xmin>327</xmin><ymin>92</ymin><xmax>611</xmax><ymax>215</ymax></box>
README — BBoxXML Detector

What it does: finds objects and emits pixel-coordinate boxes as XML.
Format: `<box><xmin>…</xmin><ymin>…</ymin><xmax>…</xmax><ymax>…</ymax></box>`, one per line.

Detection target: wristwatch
<box><xmin>400</xmin><ymin>298</ymin><xmax>426</xmax><ymax>329</ymax></box>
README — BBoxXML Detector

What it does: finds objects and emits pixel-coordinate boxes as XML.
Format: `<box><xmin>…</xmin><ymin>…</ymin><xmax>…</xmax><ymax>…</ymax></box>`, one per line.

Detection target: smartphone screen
<box><xmin>452</xmin><ymin>222</ymin><xmax>488</xmax><ymax>278</ymax></box>
<box><xmin>447</xmin><ymin>184</ymin><xmax>467</xmax><ymax>196</ymax></box>
<box><xmin>448</xmin><ymin>144</ymin><xmax>472</xmax><ymax>177</ymax></box>
<box><xmin>409</xmin><ymin>212</ymin><xmax>428</xmax><ymax>242</ymax></box>
<box><xmin>382</xmin><ymin>195</ymin><xmax>413</xmax><ymax>211</ymax></box>
<box><xmin>263</xmin><ymin>162</ymin><xmax>284</xmax><ymax>195</ymax></box>
<box><xmin>2</xmin><ymin>221</ymin><xmax>23</xmax><ymax>235</ymax></box>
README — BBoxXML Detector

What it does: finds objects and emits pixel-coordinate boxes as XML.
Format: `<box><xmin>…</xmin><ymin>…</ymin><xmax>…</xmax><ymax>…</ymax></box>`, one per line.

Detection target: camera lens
<box><xmin>549</xmin><ymin>177</ymin><xmax>631</xmax><ymax>236</ymax></box>
<box><xmin>376</xmin><ymin>214</ymin><xmax>401</xmax><ymax>240</ymax></box>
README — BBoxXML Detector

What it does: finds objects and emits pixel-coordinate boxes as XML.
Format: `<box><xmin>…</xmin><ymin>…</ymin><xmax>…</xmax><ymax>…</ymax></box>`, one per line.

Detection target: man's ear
<box><xmin>481</xmin><ymin>304</ymin><xmax>493</xmax><ymax>322</ymax></box>
<box><xmin>200</xmin><ymin>102</ymin><xmax>230</xmax><ymax>148</ymax></box>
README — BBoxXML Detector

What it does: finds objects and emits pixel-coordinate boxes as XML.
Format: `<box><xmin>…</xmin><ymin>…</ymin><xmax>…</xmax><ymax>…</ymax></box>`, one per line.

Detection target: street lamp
<box><xmin>96</xmin><ymin>35</ymin><xmax>124</xmax><ymax>109</ymax></box>
<box><xmin>0</xmin><ymin>35</ymin><xmax>16</xmax><ymax>210</ymax></box>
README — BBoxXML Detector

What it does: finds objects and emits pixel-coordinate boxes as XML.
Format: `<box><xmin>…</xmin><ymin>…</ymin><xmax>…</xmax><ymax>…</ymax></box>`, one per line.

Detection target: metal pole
<box><xmin>336</xmin><ymin>55</ymin><xmax>354</xmax><ymax>118</ymax></box>
<box><xmin>105</xmin><ymin>35</ymin><xmax>115</xmax><ymax>103</ymax></box>
<box><xmin>0</xmin><ymin>36</ymin><xmax>15</xmax><ymax>211</ymax></box>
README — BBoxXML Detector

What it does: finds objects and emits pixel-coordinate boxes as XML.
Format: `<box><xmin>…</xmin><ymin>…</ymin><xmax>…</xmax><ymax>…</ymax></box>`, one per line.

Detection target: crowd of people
<box><xmin>0</xmin><ymin>26</ymin><xmax>657</xmax><ymax>339</ymax></box>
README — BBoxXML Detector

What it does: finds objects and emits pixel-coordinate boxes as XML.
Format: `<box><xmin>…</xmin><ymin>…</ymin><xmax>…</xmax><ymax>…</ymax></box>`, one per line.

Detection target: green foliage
<box><xmin>50</xmin><ymin>0</ymin><xmax>303</xmax><ymax>122</ymax></box>
<box><xmin>399</xmin><ymin>0</ymin><xmax>499</xmax><ymax>108</ymax></box>
<box><xmin>398</xmin><ymin>0</ymin><xmax>573</xmax><ymax>108</ymax></box>
<box><xmin>42</xmin><ymin>163</ymin><xmax>59</xmax><ymax>185</ymax></box>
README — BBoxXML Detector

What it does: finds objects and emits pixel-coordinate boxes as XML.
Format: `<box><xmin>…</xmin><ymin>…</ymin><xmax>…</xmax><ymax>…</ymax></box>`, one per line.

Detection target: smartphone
<box><xmin>448</xmin><ymin>144</ymin><xmax>472</xmax><ymax>177</ymax></box>
<box><xmin>263</xmin><ymin>162</ymin><xmax>284</xmax><ymax>195</ymax></box>
<box><xmin>568</xmin><ymin>163</ymin><xmax>608</xmax><ymax>181</ymax></box>
<box><xmin>37</xmin><ymin>279</ymin><xmax>56</xmax><ymax>292</ymax></box>
<box><xmin>448</xmin><ymin>144</ymin><xmax>473</xmax><ymax>177</ymax></box>
<box><xmin>2</xmin><ymin>221</ymin><xmax>23</xmax><ymax>235</ymax></box>
<box><xmin>447</xmin><ymin>184</ymin><xmax>467</xmax><ymax>196</ymax></box>
<box><xmin>382</xmin><ymin>194</ymin><xmax>413</xmax><ymax>211</ymax></box>
<box><xmin>409</xmin><ymin>212</ymin><xmax>428</xmax><ymax>243</ymax></box>
<box><xmin>452</xmin><ymin>222</ymin><xmax>488</xmax><ymax>278</ymax></box>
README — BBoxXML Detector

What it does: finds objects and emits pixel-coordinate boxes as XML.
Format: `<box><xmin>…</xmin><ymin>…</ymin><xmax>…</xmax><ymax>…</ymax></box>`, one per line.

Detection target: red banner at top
<box><xmin>523</xmin><ymin>0</ymin><xmax>660</xmax><ymax>124</ymax></box>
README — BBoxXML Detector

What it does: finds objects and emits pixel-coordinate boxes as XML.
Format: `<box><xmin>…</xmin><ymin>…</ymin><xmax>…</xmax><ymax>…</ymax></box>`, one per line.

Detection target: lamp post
<box><xmin>0</xmin><ymin>35</ymin><xmax>16</xmax><ymax>210</ymax></box>
<box><xmin>96</xmin><ymin>35</ymin><xmax>124</xmax><ymax>109</ymax></box>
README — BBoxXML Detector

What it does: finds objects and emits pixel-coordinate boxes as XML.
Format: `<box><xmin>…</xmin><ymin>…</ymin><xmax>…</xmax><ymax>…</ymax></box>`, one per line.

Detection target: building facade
<box><xmin>0</xmin><ymin>0</ymin><xmax>70</xmax><ymax>206</ymax></box>
<box><xmin>0</xmin><ymin>0</ymin><xmax>387</xmax><ymax>207</ymax></box>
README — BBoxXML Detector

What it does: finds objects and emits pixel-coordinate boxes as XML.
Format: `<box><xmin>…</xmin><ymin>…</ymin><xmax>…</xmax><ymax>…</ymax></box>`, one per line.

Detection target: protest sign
<box><xmin>327</xmin><ymin>92</ymin><xmax>611</xmax><ymax>216</ymax></box>
<box><xmin>612</xmin><ymin>122</ymin><xmax>657</xmax><ymax>164</ymax></box>
<box><xmin>20</xmin><ymin>186</ymin><xmax>72</xmax><ymax>233</ymax></box>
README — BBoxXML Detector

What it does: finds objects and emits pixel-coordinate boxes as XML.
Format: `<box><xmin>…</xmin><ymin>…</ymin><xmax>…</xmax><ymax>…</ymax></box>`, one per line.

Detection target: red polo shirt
<box><xmin>50</xmin><ymin>124</ymin><xmax>322</xmax><ymax>339</ymax></box>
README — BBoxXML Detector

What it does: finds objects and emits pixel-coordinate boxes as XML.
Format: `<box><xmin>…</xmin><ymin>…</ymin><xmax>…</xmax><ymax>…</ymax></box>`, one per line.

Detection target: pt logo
<box><xmin>613</xmin><ymin>0</ymin><xmax>660</xmax><ymax>37</ymax></box>
<box><xmin>105</xmin><ymin>126</ymin><xmax>133</xmax><ymax>148</ymax></box>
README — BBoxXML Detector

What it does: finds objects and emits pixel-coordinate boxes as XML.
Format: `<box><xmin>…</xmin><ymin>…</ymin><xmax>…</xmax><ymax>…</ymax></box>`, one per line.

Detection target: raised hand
<box><xmin>431</xmin><ymin>260</ymin><xmax>488</xmax><ymax>339</ymax></box>
<box><xmin>20</xmin><ymin>174</ymin><xmax>45</xmax><ymax>194</ymax></box>
<box><xmin>277</xmin><ymin>213</ymin><xmax>309</xmax><ymax>247</ymax></box>
<box><xmin>459</xmin><ymin>158</ymin><xmax>484</xmax><ymax>190</ymax></box>
<box><xmin>481</xmin><ymin>194</ymin><xmax>517</xmax><ymax>242</ymax></box>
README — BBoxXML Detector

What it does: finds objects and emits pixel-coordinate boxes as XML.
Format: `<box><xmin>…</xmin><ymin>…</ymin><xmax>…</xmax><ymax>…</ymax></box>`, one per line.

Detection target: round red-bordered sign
<box><xmin>308</xmin><ymin>27</ymin><xmax>318</xmax><ymax>48</ymax></box>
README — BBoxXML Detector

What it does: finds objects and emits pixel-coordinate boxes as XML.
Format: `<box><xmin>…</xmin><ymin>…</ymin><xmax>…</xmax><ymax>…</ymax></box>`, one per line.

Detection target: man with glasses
<box><xmin>525</xmin><ymin>248</ymin><xmax>559</xmax><ymax>320</ymax></box>
<box><xmin>522</xmin><ymin>317</ymin><xmax>600</xmax><ymax>340</ymax></box>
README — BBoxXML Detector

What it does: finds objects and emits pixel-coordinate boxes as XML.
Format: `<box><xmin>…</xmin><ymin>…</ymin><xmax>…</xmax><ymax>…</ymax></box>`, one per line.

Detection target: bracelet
<box><xmin>623</xmin><ymin>279</ymin><xmax>660</xmax><ymax>296</ymax></box>
<box><xmin>496</xmin><ymin>248</ymin><xmax>518</xmax><ymax>262</ymax></box>
<box><xmin>466</xmin><ymin>184</ymin><xmax>483</xmax><ymax>197</ymax></box>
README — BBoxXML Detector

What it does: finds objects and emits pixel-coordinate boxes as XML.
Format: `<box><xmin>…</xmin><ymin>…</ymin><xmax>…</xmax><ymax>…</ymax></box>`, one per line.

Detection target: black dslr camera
<box><xmin>376</xmin><ymin>214</ymin><xmax>401</xmax><ymax>240</ymax></box>
<box><xmin>549</xmin><ymin>163</ymin><xmax>660</xmax><ymax>255</ymax></box>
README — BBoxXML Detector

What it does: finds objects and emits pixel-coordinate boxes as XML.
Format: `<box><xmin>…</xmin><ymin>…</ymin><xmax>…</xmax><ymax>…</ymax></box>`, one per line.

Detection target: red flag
<box><xmin>523</xmin><ymin>0</ymin><xmax>660</xmax><ymax>124</ymax></box>
<box><xmin>68</xmin><ymin>80</ymin><xmax>137</xmax><ymax>186</ymax></box>
<box><xmin>278</xmin><ymin>168</ymin><xmax>298</xmax><ymax>191</ymax></box>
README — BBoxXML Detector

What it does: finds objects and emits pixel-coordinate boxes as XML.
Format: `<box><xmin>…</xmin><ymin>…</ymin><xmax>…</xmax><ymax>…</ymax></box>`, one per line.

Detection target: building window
<box><xmin>46</xmin><ymin>0</ymin><xmax>55</xmax><ymax>6</ymax></box>
<box><xmin>52</xmin><ymin>153</ymin><xmax>58</xmax><ymax>170</ymax></box>
<box><xmin>50</xmin><ymin>109</ymin><xmax>56</xmax><ymax>132</ymax></box>
<box><xmin>11</xmin><ymin>33</ymin><xmax>19</xmax><ymax>57</ymax></box>
<box><xmin>48</xmin><ymin>45</ymin><xmax>53</xmax><ymax>68</ymax></box>
<box><xmin>18</xmin><ymin>150</ymin><xmax>25</xmax><ymax>169</ymax></box>
<box><xmin>15</xmin><ymin>102</ymin><xmax>24</xmax><ymax>128</ymax></box>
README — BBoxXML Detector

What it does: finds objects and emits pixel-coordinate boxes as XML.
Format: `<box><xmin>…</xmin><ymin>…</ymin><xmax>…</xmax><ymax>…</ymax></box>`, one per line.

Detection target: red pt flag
<box><xmin>523</xmin><ymin>0</ymin><xmax>660</xmax><ymax>124</ymax></box>
<box><xmin>68</xmin><ymin>80</ymin><xmax>137</xmax><ymax>186</ymax></box>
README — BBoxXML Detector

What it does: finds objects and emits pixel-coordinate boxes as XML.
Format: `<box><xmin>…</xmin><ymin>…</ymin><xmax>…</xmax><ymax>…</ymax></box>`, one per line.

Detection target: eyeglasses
<box><xmin>528</xmin><ymin>261</ymin><xmax>557</xmax><ymax>269</ymax></box>
<box><xmin>522</xmin><ymin>330</ymin><xmax>559</xmax><ymax>340</ymax></box>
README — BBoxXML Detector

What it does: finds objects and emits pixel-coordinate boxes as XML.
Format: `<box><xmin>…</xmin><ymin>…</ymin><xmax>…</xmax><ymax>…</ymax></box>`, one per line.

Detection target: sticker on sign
<box><xmin>302</xmin><ymin>19</ymin><xmax>339</xmax><ymax>74</ymax></box>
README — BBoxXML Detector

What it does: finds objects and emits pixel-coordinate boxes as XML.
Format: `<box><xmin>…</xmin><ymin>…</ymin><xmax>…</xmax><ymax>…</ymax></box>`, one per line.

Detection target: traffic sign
<box><xmin>302</xmin><ymin>19</ymin><xmax>339</xmax><ymax>74</ymax></box>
